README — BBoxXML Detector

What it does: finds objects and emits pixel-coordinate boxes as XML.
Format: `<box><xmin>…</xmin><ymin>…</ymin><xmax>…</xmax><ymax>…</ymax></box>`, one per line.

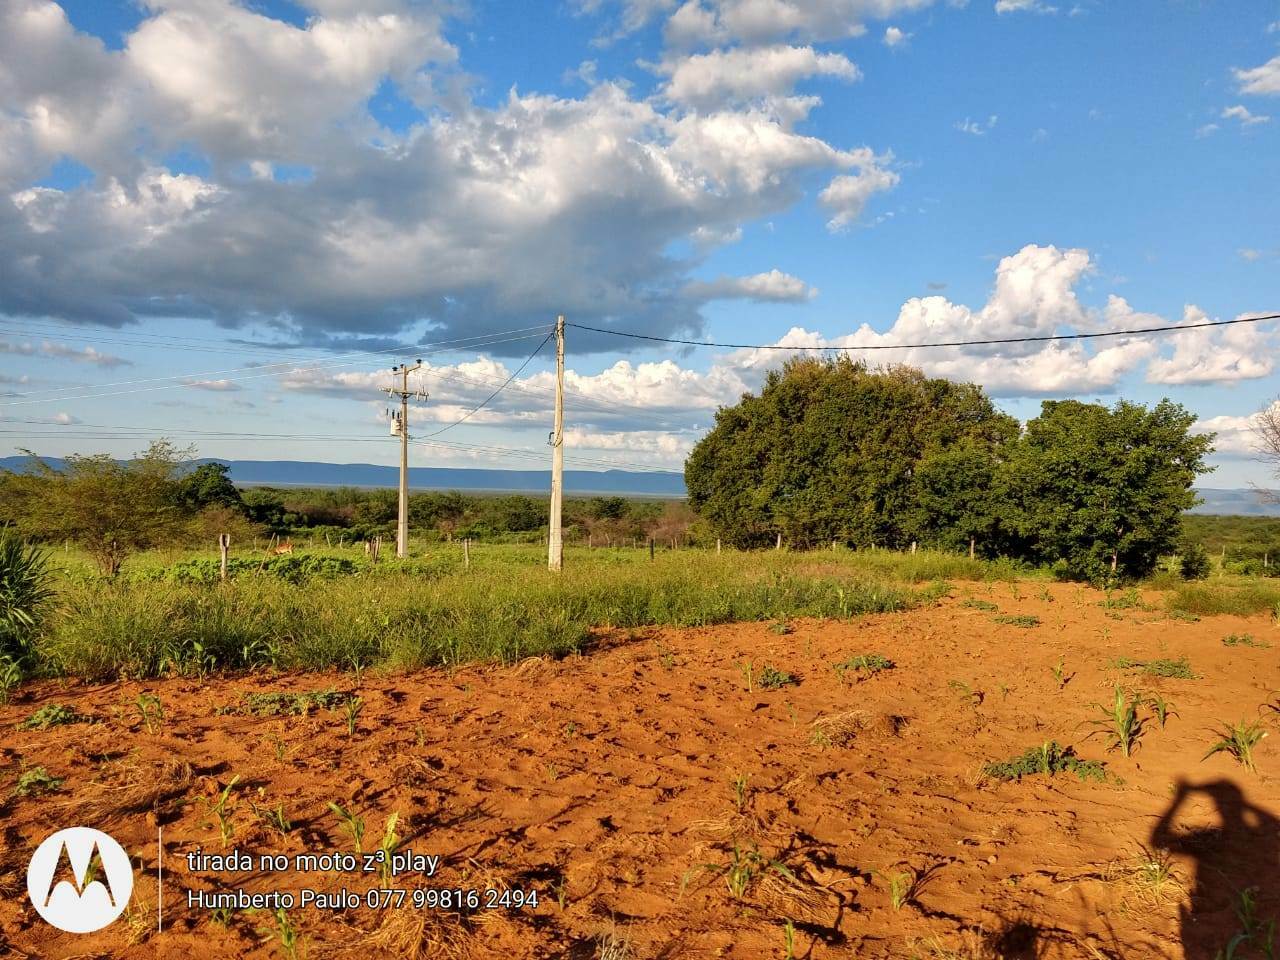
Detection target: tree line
<box><xmin>685</xmin><ymin>358</ymin><xmax>1217</xmax><ymax>581</ymax></box>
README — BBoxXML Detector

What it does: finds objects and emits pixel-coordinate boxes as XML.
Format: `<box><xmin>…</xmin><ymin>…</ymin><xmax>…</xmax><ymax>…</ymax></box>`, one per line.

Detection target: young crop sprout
<box><xmin>327</xmin><ymin>801</ymin><xmax>366</xmax><ymax>854</ymax></box>
<box><xmin>1051</xmin><ymin>658</ymin><xmax>1070</xmax><ymax>690</ymax></box>
<box><xmin>887</xmin><ymin>869</ymin><xmax>916</xmax><ymax>911</ymax></box>
<box><xmin>731</xmin><ymin>774</ymin><xmax>749</xmax><ymax>813</ymax></box>
<box><xmin>782</xmin><ymin>918</ymin><xmax>797</xmax><ymax>960</ymax></box>
<box><xmin>344</xmin><ymin>696</ymin><xmax>363</xmax><ymax>738</ymax></box>
<box><xmin>1146</xmin><ymin>694</ymin><xmax>1178</xmax><ymax>729</ymax></box>
<box><xmin>202</xmin><ymin>775</ymin><xmax>240</xmax><ymax>848</ymax></box>
<box><xmin>134</xmin><ymin>693</ymin><xmax>163</xmax><ymax>734</ymax></box>
<box><xmin>375</xmin><ymin>812</ymin><xmax>401</xmax><ymax>884</ymax></box>
<box><xmin>1204</xmin><ymin>720</ymin><xmax>1268</xmax><ymax>774</ymax></box>
<box><xmin>1086</xmin><ymin>687</ymin><xmax>1145</xmax><ymax>757</ymax></box>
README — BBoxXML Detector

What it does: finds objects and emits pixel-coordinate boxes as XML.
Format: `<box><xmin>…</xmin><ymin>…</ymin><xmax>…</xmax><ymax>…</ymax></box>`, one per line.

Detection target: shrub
<box><xmin>983</xmin><ymin>741</ymin><xmax>1108</xmax><ymax>783</ymax></box>
<box><xmin>0</xmin><ymin>532</ymin><xmax>54</xmax><ymax>664</ymax></box>
<box><xmin>1178</xmin><ymin>541</ymin><xmax>1211</xmax><ymax>580</ymax></box>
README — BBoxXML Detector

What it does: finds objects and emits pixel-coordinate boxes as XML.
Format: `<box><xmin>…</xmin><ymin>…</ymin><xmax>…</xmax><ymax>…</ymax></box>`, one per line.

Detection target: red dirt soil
<box><xmin>1</xmin><ymin>582</ymin><xmax>1278</xmax><ymax>959</ymax></box>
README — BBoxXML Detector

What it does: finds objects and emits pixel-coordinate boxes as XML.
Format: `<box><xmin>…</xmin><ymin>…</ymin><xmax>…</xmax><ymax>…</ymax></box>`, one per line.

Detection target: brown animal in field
<box><xmin>271</xmin><ymin>540</ymin><xmax>294</xmax><ymax>556</ymax></box>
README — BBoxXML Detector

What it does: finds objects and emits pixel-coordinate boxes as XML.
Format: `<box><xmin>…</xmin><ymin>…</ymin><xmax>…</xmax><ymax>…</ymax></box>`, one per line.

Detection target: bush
<box><xmin>0</xmin><ymin>532</ymin><xmax>54</xmax><ymax>663</ymax></box>
<box><xmin>1179</xmin><ymin>541</ymin><xmax>1211</xmax><ymax>580</ymax></box>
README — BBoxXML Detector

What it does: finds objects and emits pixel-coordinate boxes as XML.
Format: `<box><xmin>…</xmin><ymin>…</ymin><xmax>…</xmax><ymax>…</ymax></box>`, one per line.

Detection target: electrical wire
<box><xmin>565</xmin><ymin>312</ymin><xmax>1280</xmax><ymax>351</ymax></box>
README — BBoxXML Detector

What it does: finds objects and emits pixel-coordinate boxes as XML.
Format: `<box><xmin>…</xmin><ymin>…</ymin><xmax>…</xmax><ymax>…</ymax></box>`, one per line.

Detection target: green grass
<box><xmin>993</xmin><ymin>614</ymin><xmax>1041</xmax><ymax>628</ymax></box>
<box><xmin>32</xmin><ymin>550</ymin><xmax>942</xmax><ymax>680</ymax></box>
<box><xmin>1166</xmin><ymin>581</ymin><xmax>1280</xmax><ymax>618</ymax></box>
<box><xmin>961</xmin><ymin>598</ymin><xmax>998</xmax><ymax>612</ymax></box>
<box><xmin>834</xmin><ymin>653</ymin><xmax>895</xmax><ymax>679</ymax></box>
<box><xmin>1223</xmin><ymin>633</ymin><xmax>1270</xmax><ymax>649</ymax></box>
<box><xmin>982</xmin><ymin>741</ymin><xmax>1108</xmax><ymax>783</ymax></box>
<box><xmin>236</xmin><ymin>689</ymin><xmax>354</xmax><ymax>716</ymax></box>
<box><xmin>1109</xmin><ymin>656</ymin><xmax>1198</xmax><ymax>680</ymax></box>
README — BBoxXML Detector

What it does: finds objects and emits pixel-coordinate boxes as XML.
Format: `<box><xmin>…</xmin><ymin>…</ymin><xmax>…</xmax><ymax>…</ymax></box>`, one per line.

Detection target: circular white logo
<box><xmin>27</xmin><ymin>828</ymin><xmax>134</xmax><ymax>933</ymax></box>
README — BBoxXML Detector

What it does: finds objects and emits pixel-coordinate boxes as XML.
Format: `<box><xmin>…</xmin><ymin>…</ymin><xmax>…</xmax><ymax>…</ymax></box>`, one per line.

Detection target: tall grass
<box><xmin>1166</xmin><ymin>581</ymin><xmax>1280</xmax><ymax>618</ymax></box>
<box><xmin>36</xmin><ymin>552</ymin><xmax>928</xmax><ymax>680</ymax></box>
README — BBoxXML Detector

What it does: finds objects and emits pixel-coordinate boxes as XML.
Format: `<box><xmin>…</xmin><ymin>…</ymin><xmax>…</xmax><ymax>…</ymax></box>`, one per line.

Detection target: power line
<box><xmin>418</xmin><ymin>329</ymin><xmax>556</xmax><ymax>439</ymax></box>
<box><xmin>565</xmin><ymin>312</ymin><xmax>1280</xmax><ymax>351</ymax></box>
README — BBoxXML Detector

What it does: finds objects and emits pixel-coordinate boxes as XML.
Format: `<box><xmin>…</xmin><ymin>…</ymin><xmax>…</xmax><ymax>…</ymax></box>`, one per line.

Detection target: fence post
<box><xmin>716</xmin><ymin>538</ymin><xmax>722</xmax><ymax>555</ymax></box>
<box><xmin>218</xmin><ymin>533</ymin><xmax>230</xmax><ymax>582</ymax></box>
<box><xmin>463</xmin><ymin>538</ymin><xmax>470</xmax><ymax>570</ymax></box>
<box><xmin>911</xmin><ymin>541</ymin><xmax>917</xmax><ymax>555</ymax></box>
<box><xmin>776</xmin><ymin>532</ymin><xmax>782</xmax><ymax>551</ymax></box>
<box><xmin>649</xmin><ymin>538</ymin><xmax>655</xmax><ymax>561</ymax></box>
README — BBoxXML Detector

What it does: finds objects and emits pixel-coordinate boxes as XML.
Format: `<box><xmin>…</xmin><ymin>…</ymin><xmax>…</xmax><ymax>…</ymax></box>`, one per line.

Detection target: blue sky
<box><xmin>0</xmin><ymin>0</ymin><xmax>1277</xmax><ymax>487</ymax></box>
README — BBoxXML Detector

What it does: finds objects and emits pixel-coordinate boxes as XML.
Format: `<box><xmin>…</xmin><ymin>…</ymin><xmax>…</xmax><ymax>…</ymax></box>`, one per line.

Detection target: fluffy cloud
<box><xmin>662</xmin><ymin>0</ymin><xmax>937</xmax><ymax>47</ymax></box>
<box><xmin>1</xmin><ymin>1</ymin><xmax>897</xmax><ymax>351</ymax></box>
<box><xmin>994</xmin><ymin>0</ymin><xmax>1057</xmax><ymax>13</ymax></box>
<box><xmin>1144</xmin><ymin>306</ymin><xmax>1275</xmax><ymax>385</ymax></box>
<box><xmin>1235</xmin><ymin>55</ymin><xmax>1280</xmax><ymax>96</ymax></box>
<box><xmin>883</xmin><ymin>26</ymin><xmax>910</xmax><ymax>47</ymax></box>
<box><xmin>0</xmin><ymin>337</ymin><xmax>131</xmax><ymax>367</ymax></box>
<box><xmin>1222</xmin><ymin>104</ymin><xmax>1271</xmax><ymax>126</ymax></box>
<box><xmin>658</xmin><ymin>44</ymin><xmax>858</xmax><ymax>108</ymax></box>
<box><xmin>684</xmin><ymin>268</ymin><xmax>816</xmax><ymax>301</ymax></box>
<box><xmin>1192</xmin><ymin>411</ymin><xmax>1265</xmax><ymax>457</ymax></box>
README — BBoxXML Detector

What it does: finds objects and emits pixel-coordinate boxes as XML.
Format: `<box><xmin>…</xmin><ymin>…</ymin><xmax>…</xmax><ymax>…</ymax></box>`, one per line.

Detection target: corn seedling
<box><xmin>134</xmin><ymin>693</ymin><xmax>163</xmax><ymax>733</ymax></box>
<box><xmin>982</xmin><ymin>741</ymin><xmax>1107</xmax><ymax>783</ymax></box>
<box><xmin>344</xmin><ymin>696</ymin><xmax>363</xmax><ymax>737</ymax></box>
<box><xmin>374</xmin><ymin>812</ymin><xmax>401</xmax><ymax>883</ymax></box>
<box><xmin>1218</xmin><ymin>887</ymin><xmax>1277</xmax><ymax>960</ymax></box>
<box><xmin>731</xmin><ymin>773</ymin><xmax>749</xmax><ymax>813</ymax></box>
<box><xmin>737</xmin><ymin>660</ymin><xmax>755</xmax><ymax>692</ymax></box>
<box><xmin>250</xmin><ymin>800</ymin><xmax>293</xmax><ymax>837</ymax></box>
<box><xmin>1204</xmin><ymin>720</ymin><xmax>1268</xmax><ymax>774</ymax></box>
<box><xmin>19</xmin><ymin>703</ymin><xmax>88</xmax><ymax>730</ymax></box>
<box><xmin>0</xmin><ymin>657</ymin><xmax>21</xmax><ymax>705</ymax></box>
<box><xmin>1146</xmin><ymin>693</ymin><xmax>1178</xmax><ymax>729</ymax></box>
<box><xmin>202</xmin><ymin>775</ymin><xmax>240</xmax><ymax>847</ymax></box>
<box><xmin>683</xmin><ymin>843</ymin><xmax>794</xmax><ymax>901</ymax></box>
<box><xmin>260</xmin><ymin>907</ymin><xmax>300</xmax><ymax>960</ymax></box>
<box><xmin>1050</xmin><ymin>658</ymin><xmax>1068</xmax><ymax>689</ymax></box>
<box><xmin>782</xmin><ymin>918</ymin><xmax>797</xmax><ymax>960</ymax></box>
<box><xmin>1124</xmin><ymin>846</ymin><xmax>1180</xmax><ymax>905</ymax></box>
<box><xmin>888</xmin><ymin>869</ymin><xmax>915</xmax><ymax>910</ymax></box>
<box><xmin>13</xmin><ymin>765</ymin><xmax>63</xmax><ymax>797</ymax></box>
<box><xmin>327</xmin><ymin>800</ymin><xmax>366</xmax><ymax>854</ymax></box>
<box><xmin>948</xmin><ymin>679</ymin><xmax>983</xmax><ymax>707</ymax></box>
<box><xmin>1085</xmin><ymin>687</ymin><xmax>1146</xmax><ymax>757</ymax></box>
<box><xmin>835</xmin><ymin>653</ymin><xmax>895</xmax><ymax>680</ymax></box>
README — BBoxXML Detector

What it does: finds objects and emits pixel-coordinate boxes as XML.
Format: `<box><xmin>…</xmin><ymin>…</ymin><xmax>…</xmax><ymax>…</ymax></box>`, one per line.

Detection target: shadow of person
<box><xmin>1150</xmin><ymin>779</ymin><xmax>1280</xmax><ymax>958</ymax></box>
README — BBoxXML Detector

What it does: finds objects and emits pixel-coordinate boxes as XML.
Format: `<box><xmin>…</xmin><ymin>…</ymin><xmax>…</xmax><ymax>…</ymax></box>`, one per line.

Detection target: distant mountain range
<box><xmin>4</xmin><ymin>456</ymin><xmax>1276</xmax><ymax>512</ymax></box>
<box><xmin>0</xmin><ymin>456</ymin><xmax>686</xmax><ymax>497</ymax></box>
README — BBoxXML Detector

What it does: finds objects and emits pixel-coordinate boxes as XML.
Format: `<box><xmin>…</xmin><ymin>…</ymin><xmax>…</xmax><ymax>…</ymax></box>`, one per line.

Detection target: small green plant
<box><xmin>344</xmin><ymin>696</ymin><xmax>363</xmax><ymax>737</ymax></box>
<box><xmin>0</xmin><ymin>657</ymin><xmax>22</xmax><ymax>705</ymax></box>
<box><xmin>683</xmin><ymin>843</ymin><xmax>794</xmax><ymax>901</ymax></box>
<box><xmin>202</xmin><ymin>775</ymin><xmax>240</xmax><ymax>847</ymax></box>
<box><xmin>1217</xmin><ymin>886</ymin><xmax>1276</xmax><ymax>960</ymax></box>
<box><xmin>962</xmin><ymin>598</ymin><xmax>998</xmax><ymax>612</ymax></box>
<box><xmin>240</xmin><ymin>689</ymin><xmax>352</xmax><ymax>716</ymax></box>
<box><xmin>948</xmin><ymin>679</ymin><xmax>983</xmax><ymax>707</ymax></box>
<box><xmin>1128</xmin><ymin>846</ymin><xmax>1179</xmax><ymax>904</ymax></box>
<box><xmin>782</xmin><ymin>918</ymin><xmax>797</xmax><ymax>960</ymax></box>
<box><xmin>731</xmin><ymin>773</ymin><xmax>749</xmax><ymax>813</ymax></box>
<box><xmin>327</xmin><ymin>800</ymin><xmax>366</xmax><ymax>854</ymax></box>
<box><xmin>250</xmin><ymin>800</ymin><xmax>293</xmax><ymax>837</ymax></box>
<box><xmin>737</xmin><ymin>660</ymin><xmax>755</xmax><ymax>693</ymax></box>
<box><xmin>835</xmin><ymin>653</ymin><xmax>895</xmax><ymax>680</ymax></box>
<box><xmin>993</xmin><ymin>614</ymin><xmax>1040</xmax><ymax>628</ymax></box>
<box><xmin>983</xmin><ymin>741</ymin><xmax>1108</xmax><ymax>783</ymax></box>
<box><xmin>1204</xmin><ymin>720</ymin><xmax>1268</xmax><ymax>774</ymax></box>
<box><xmin>757</xmin><ymin>664</ymin><xmax>796</xmax><ymax>690</ymax></box>
<box><xmin>134</xmin><ymin>693</ymin><xmax>164</xmax><ymax>733</ymax></box>
<box><xmin>1086</xmin><ymin>686</ymin><xmax>1146</xmax><ymax>757</ymax></box>
<box><xmin>1050</xmin><ymin>658</ymin><xmax>1071</xmax><ymax>690</ymax></box>
<box><xmin>0</xmin><ymin>532</ymin><xmax>53</xmax><ymax>664</ymax></box>
<box><xmin>14</xmin><ymin>765</ymin><xmax>63</xmax><ymax>797</ymax></box>
<box><xmin>375</xmin><ymin>812</ymin><xmax>401</xmax><ymax>883</ymax></box>
<box><xmin>260</xmin><ymin>907</ymin><xmax>300</xmax><ymax>960</ymax></box>
<box><xmin>1102</xmin><ymin>588</ymin><xmax>1149</xmax><ymax>611</ymax></box>
<box><xmin>888</xmin><ymin>869</ymin><xmax>915</xmax><ymax>911</ymax></box>
<box><xmin>769</xmin><ymin>621</ymin><xmax>794</xmax><ymax>635</ymax></box>
<box><xmin>1223</xmin><ymin>633</ymin><xmax>1270</xmax><ymax>649</ymax></box>
<box><xmin>19</xmin><ymin>703</ymin><xmax>88</xmax><ymax>730</ymax></box>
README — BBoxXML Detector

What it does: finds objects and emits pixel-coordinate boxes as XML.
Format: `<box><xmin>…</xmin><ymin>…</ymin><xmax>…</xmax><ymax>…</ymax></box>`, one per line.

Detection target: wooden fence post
<box><xmin>969</xmin><ymin>536</ymin><xmax>975</xmax><ymax>559</ymax></box>
<box><xmin>218</xmin><ymin>533</ymin><xmax>230</xmax><ymax>582</ymax></box>
<box><xmin>911</xmin><ymin>541</ymin><xmax>917</xmax><ymax>555</ymax></box>
<box><xmin>649</xmin><ymin>538</ymin><xmax>655</xmax><ymax>561</ymax></box>
<box><xmin>463</xmin><ymin>538</ymin><xmax>470</xmax><ymax>570</ymax></box>
<box><xmin>716</xmin><ymin>538</ymin><xmax>722</xmax><ymax>555</ymax></box>
<box><xmin>776</xmin><ymin>532</ymin><xmax>783</xmax><ymax>551</ymax></box>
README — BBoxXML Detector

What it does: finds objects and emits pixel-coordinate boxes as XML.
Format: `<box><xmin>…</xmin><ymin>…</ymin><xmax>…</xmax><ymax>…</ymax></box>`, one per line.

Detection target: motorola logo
<box><xmin>26</xmin><ymin>827</ymin><xmax>134</xmax><ymax>933</ymax></box>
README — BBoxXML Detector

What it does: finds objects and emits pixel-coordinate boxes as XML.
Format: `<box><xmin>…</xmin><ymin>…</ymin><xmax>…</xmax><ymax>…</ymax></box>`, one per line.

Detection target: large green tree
<box><xmin>999</xmin><ymin>399</ymin><xmax>1213</xmax><ymax>580</ymax></box>
<box><xmin>685</xmin><ymin>358</ymin><xmax>1018</xmax><ymax>548</ymax></box>
<box><xmin>176</xmin><ymin>461</ymin><xmax>244</xmax><ymax>512</ymax></box>
<box><xmin>14</xmin><ymin>441</ymin><xmax>193</xmax><ymax>576</ymax></box>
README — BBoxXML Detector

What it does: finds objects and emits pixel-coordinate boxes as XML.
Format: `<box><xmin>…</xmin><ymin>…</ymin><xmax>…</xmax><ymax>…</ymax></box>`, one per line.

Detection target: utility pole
<box><xmin>383</xmin><ymin>360</ymin><xmax>425</xmax><ymax>559</ymax></box>
<box><xmin>548</xmin><ymin>315</ymin><xmax>565</xmax><ymax>571</ymax></box>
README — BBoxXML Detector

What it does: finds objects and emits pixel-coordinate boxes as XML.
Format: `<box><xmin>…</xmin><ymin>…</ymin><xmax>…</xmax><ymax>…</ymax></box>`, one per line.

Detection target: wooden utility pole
<box><xmin>383</xmin><ymin>360</ymin><xmax>426</xmax><ymax>559</ymax></box>
<box><xmin>548</xmin><ymin>315</ymin><xmax>566</xmax><ymax>571</ymax></box>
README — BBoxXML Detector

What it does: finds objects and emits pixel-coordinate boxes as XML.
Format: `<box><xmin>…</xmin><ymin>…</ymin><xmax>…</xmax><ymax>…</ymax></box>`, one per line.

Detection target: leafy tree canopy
<box><xmin>176</xmin><ymin>461</ymin><xmax>243</xmax><ymax>512</ymax></box>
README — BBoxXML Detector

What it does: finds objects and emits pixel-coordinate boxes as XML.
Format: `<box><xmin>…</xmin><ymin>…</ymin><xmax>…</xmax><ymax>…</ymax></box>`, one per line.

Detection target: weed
<box><xmin>1126</xmin><ymin>846</ymin><xmax>1179</xmax><ymax>905</ymax></box>
<box><xmin>344</xmin><ymin>696</ymin><xmax>363</xmax><ymax>737</ymax></box>
<box><xmin>888</xmin><ymin>869</ymin><xmax>915</xmax><ymax>910</ymax></box>
<box><xmin>757</xmin><ymin>664</ymin><xmax>797</xmax><ymax>690</ymax></box>
<box><xmin>769</xmin><ymin>621</ymin><xmax>794</xmax><ymax>635</ymax></box>
<box><xmin>134</xmin><ymin>693</ymin><xmax>164</xmax><ymax>733</ymax></box>
<box><xmin>1223</xmin><ymin>633</ymin><xmax>1270</xmax><ymax>649</ymax></box>
<box><xmin>993</xmin><ymin>614</ymin><xmax>1040</xmax><ymax>628</ymax></box>
<box><xmin>240</xmin><ymin>689</ymin><xmax>352</xmax><ymax>716</ymax></box>
<box><xmin>1102</xmin><ymin>588</ymin><xmax>1149</xmax><ymax>611</ymax></box>
<box><xmin>962</xmin><ymin>598</ymin><xmax>998</xmax><ymax>612</ymax></box>
<box><xmin>655</xmin><ymin>642</ymin><xmax>676</xmax><ymax>670</ymax></box>
<box><xmin>1050</xmin><ymin>658</ymin><xmax>1071</xmax><ymax>690</ymax></box>
<box><xmin>948</xmin><ymin>679</ymin><xmax>984</xmax><ymax>707</ymax></box>
<box><xmin>1204</xmin><ymin>720</ymin><xmax>1268</xmax><ymax>774</ymax></box>
<box><xmin>1085</xmin><ymin>687</ymin><xmax>1146</xmax><ymax>757</ymax></box>
<box><xmin>327</xmin><ymin>800</ymin><xmax>366</xmax><ymax>854</ymax></box>
<box><xmin>1110</xmin><ymin>656</ymin><xmax>1197</xmax><ymax>680</ymax></box>
<box><xmin>0</xmin><ymin>657</ymin><xmax>21</xmax><ymax>705</ymax></box>
<box><xmin>14</xmin><ymin>765</ymin><xmax>63</xmax><ymax>797</ymax></box>
<box><xmin>983</xmin><ymin>741</ymin><xmax>1108</xmax><ymax>783</ymax></box>
<box><xmin>202</xmin><ymin>775</ymin><xmax>240</xmax><ymax>848</ymax></box>
<box><xmin>835</xmin><ymin>653</ymin><xmax>895</xmax><ymax>680</ymax></box>
<box><xmin>267</xmin><ymin>734</ymin><xmax>288</xmax><ymax>762</ymax></box>
<box><xmin>19</xmin><ymin>703</ymin><xmax>88</xmax><ymax>730</ymax></box>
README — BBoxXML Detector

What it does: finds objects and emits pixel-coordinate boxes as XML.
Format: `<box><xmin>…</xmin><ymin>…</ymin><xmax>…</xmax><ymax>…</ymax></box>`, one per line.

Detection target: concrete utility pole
<box><xmin>548</xmin><ymin>315</ymin><xmax>566</xmax><ymax>571</ymax></box>
<box><xmin>384</xmin><ymin>360</ymin><xmax>425</xmax><ymax>559</ymax></box>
